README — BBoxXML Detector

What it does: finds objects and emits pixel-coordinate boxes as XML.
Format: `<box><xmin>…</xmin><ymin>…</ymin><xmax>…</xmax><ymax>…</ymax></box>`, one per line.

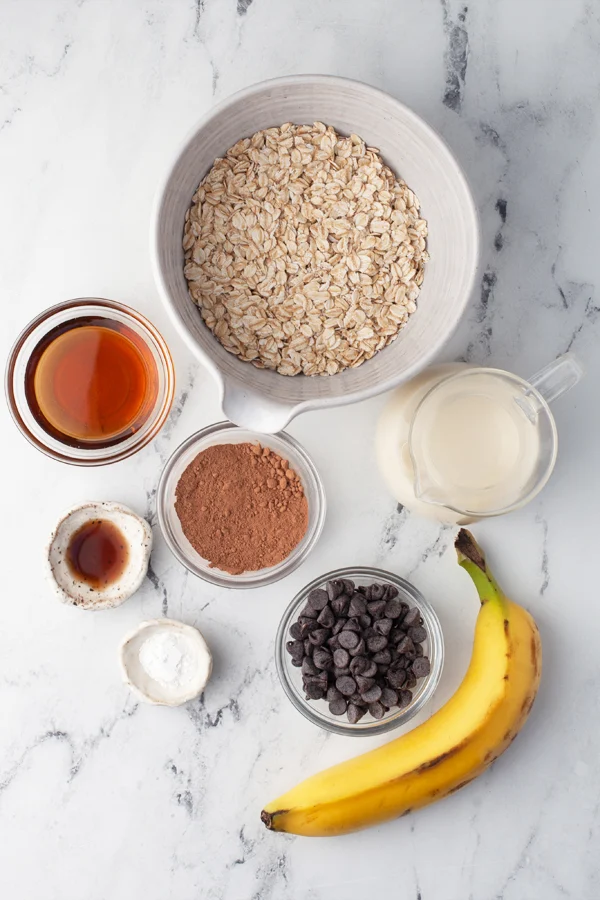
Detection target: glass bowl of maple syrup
<box><xmin>6</xmin><ymin>298</ymin><xmax>175</xmax><ymax>465</ymax></box>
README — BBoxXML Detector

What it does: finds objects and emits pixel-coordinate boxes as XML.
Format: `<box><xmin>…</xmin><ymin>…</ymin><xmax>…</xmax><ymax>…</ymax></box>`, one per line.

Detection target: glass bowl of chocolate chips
<box><xmin>276</xmin><ymin>567</ymin><xmax>444</xmax><ymax>736</ymax></box>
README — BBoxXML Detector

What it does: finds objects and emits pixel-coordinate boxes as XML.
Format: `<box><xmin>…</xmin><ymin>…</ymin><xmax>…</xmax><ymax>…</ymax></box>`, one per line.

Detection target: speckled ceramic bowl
<box><xmin>45</xmin><ymin>502</ymin><xmax>152</xmax><ymax>610</ymax></box>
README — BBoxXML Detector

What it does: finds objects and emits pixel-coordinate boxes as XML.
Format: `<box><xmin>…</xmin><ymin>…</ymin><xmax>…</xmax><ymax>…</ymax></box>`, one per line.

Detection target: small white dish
<box><xmin>119</xmin><ymin>618</ymin><xmax>213</xmax><ymax>706</ymax></box>
<box><xmin>45</xmin><ymin>501</ymin><xmax>152</xmax><ymax>610</ymax></box>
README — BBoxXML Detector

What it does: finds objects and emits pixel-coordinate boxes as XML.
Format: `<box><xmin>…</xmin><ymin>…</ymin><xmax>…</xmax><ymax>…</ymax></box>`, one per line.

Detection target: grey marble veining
<box><xmin>2</xmin><ymin>0</ymin><xmax>600</xmax><ymax>898</ymax></box>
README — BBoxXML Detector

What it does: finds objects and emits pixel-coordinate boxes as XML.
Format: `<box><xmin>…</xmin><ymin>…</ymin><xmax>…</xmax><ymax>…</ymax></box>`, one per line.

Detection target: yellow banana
<box><xmin>261</xmin><ymin>529</ymin><xmax>542</xmax><ymax>836</ymax></box>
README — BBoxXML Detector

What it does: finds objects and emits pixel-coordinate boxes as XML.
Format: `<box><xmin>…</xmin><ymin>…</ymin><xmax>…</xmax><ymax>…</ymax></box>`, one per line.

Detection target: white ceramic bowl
<box><xmin>119</xmin><ymin>618</ymin><xmax>213</xmax><ymax>706</ymax></box>
<box><xmin>153</xmin><ymin>75</ymin><xmax>479</xmax><ymax>433</ymax></box>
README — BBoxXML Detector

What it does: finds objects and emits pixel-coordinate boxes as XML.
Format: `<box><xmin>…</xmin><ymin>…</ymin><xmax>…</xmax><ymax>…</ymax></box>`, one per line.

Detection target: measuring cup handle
<box><xmin>527</xmin><ymin>353</ymin><xmax>583</xmax><ymax>404</ymax></box>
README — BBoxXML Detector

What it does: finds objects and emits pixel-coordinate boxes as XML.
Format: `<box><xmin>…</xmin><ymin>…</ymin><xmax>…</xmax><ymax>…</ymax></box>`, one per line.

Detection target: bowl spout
<box><xmin>221</xmin><ymin>380</ymin><xmax>298</xmax><ymax>433</ymax></box>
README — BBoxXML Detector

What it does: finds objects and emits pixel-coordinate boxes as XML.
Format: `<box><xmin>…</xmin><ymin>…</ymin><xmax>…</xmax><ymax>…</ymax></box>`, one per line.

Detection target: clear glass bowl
<box><xmin>5</xmin><ymin>298</ymin><xmax>175</xmax><ymax>466</ymax></box>
<box><xmin>275</xmin><ymin>566</ymin><xmax>444</xmax><ymax>736</ymax></box>
<box><xmin>156</xmin><ymin>422</ymin><xmax>326</xmax><ymax>589</ymax></box>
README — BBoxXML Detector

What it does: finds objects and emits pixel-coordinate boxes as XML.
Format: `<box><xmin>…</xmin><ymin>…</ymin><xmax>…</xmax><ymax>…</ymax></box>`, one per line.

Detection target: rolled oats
<box><xmin>183</xmin><ymin>123</ymin><xmax>428</xmax><ymax>376</ymax></box>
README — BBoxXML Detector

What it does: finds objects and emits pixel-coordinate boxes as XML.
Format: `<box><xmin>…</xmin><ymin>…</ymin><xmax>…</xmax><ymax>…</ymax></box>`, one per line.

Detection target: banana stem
<box><xmin>455</xmin><ymin>529</ymin><xmax>505</xmax><ymax>608</ymax></box>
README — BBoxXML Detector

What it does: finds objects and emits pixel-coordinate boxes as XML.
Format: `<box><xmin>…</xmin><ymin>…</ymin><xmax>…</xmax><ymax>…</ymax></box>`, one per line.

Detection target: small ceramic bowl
<box><xmin>275</xmin><ymin>566</ymin><xmax>444</xmax><ymax>736</ymax></box>
<box><xmin>119</xmin><ymin>618</ymin><xmax>213</xmax><ymax>706</ymax></box>
<box><xmin>156</xmin><ymin>421</ymin><xmax>326</xmax><ymax>589</ymax></box>
<box><xmin>45</xmin><ymin>501</ymin><xmax>152</xmax><ymax>610</ymax></box>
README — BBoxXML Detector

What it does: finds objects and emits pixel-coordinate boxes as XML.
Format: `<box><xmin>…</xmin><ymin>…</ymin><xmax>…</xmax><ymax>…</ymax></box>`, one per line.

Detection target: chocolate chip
<box><xmin>305</xmin><ymin>682</ymin><xmax>325</xmax><ymax>700</ymax></box>
<box><xmin>308</xmin><ymin>588</ymin><xmax>329</xmax><ymax>611</ymax></box>
<box><xmin>299</xmin><ymin>618</ymin><xmax>320</xmax><ymax>637</ymax></box>
<box><xmin>405</xmin><ymin>670</ymin><xmax>417</xmax><ymax>689</ymax></box>
<box><xmin>329</xmin><ymin>697</ymin><xmax>347</xmax><ymax>716</ymax></box>
<box><xmin>336</xmin><ymin>675</ymin><xmax>357</xmax><ymax>697</ymax></box>
<box><xmin>348</xmin><ymin>595</ymin><xmax>367</xmax><ymax>617</ymax></box>
<box><xmin>391</xmin><ymin>626</ymin><xmax>406</xmax><ymax>644</ymax></box>
<box><xmin>415</xmin><ymin>643</ymin><xmax>424</xmax><ymax>657</ymax></box>
<box><xmin>317</xmin><ymin>605</ymin><xmax>336</xmax><ymax>628</ymax></box>
<box><xmin>299</xmin><ymin>604</ymin><xmax>318</xmax><ymax>619</ymax></box>
<box><xmin>333</xmin><ymin>663</ymin><xmax>350</xmax><ymax>676</ymax></box>
<box><xmin>309</xmin><ymin>628</ymin><xmax>330</xmax><ymax>646</ymax></box>
<box><xmin>355</xmin><ymin>675</ymin><xmax>375</xmax><ymax>694</ymax></box>
<box><xmin>397</xmin><ymin>635</ymin><xmax>415</xmax><ymax>657</ymax></box>
<box><xmin>326</xmin><ymin>580</ymin><xmax>345</xmax><ymax>601</ymax></box>
<box><xmin>387</xmin><ymin>668</ymin><xmax>406</xmax><ymax>689</ymax></box>
<box><xmin>313</xmin><ymin>648</ymin><xmax>333</xmax><ymax>670</ymax></box>
<box><xmin>399</xmin><ymin>689</ymin><xmax>413</xmax><ymax>707</ymax></box>
<box><xmin>412</xmin><ymin>657</ymin><xmax>431</xmax><ymax>678</ymax></box>
<box><xmin>385</xmin><ymin>585</ymin><xmax>399</xmax><ymax>600</ymax></box>
<box><xmin>291</xmin><ymin>658</ymin><xmax>302</xmax><ymax>667</ymax></box>
<box><xmin>302</xmin><ymin>657</ymin><xmax>318</xmax><ymax>676</ymax></box>
<box><xmin>403</xmin><ymin>607</ymin><xmax>421</xmax><ymax>628</ymax></box>
<box><xmin>333</xmin><ymin>648</ymin><xmax>350</xmax><ymax>668</ymax></box>
<box><xmin>372</xmin><ymin>648</ymin><xmax>392</xmax><ymax>666</ymax></box>
<box><xmin>361</xmin><ymin>660</ymin><xmax>378</xmax><ymax>678</ymax></box>
<box><xmin>289</xmin><ymin>622</ymin><xmax>303</xmax><ymax>640</ymax></box>
<box><xmin>408</xmin><ymin>625</ymin><xmax>427</xmax><ymax>644</ymax></box>
<box><xmin>331</xmin><ymin>595</ymin><xmax>350</xmax><ymax>616</ymax></box>
<box><xmin>380</xmin><ymin>687</ymin><xmax>398</xmax><ymax>708</ymax></box>
<box><xmin>327</xmin><ymin>686</ymin><xmax>342</xmax><ymax>702</ymax></box>
<box><xmin>374</xmin><ymin>617</ymin><xmax>393</xmax><ymax>636</ymax></box>
<box><xmin>342</xmin><ymin>579</ymin><xmax>355</xmax><ymax>595</ymax></box>
<box><xmin>359</xmin><ymin>614</ymin><xmax>372</xmax><ymax>630</ymax></box>
<box><xmin>349</xmin><ymin>637</ymin><xmax>366</xmax><ymax>657</ymax></box>
<box><xmin>338</xmin><ymin>630</ymin><xmax>360</xmax><ymax>650</ymax></box>
<box><xmin>367</xmin><ymin>599</ymin><xmax>386</xmax><ymax>618</ymax></box>
<box><xmin>370</xmin><ymin>584</ymin><xmax>385</xmax><ymax>601</ymax></box>
<box><xmin>347</xmin><ymin>703</ymin><xmax>365</xmax><ymax>724</ymax></box>
<box><xmin>361</xmin><ymin>683</ymin><xmax>382</xmax><ymax>704</ymax></box>
<box><xmin>286</xmin><ymin>639</ymin><xmax>304</xmax><ymax>659</ymax></box>
<box><xmin>366</xmin><ymin>635</ymin><xmax>388</xmax><ymax>653</ymax></box>
<box><xmin>303</xmin><ymin>639</ymin><xmax>313</xmax><ymax>656</ymax></box>
<box><xmin>343</xmin><ymin>617</ymin><xmax>361</xmax><ymax>633</ymax></box>
<box><xmin>384</xmin><ymin>598</ymin><xmax>402</xmax><ymax>618</ymax></box>
<box><xmin>368</xmin><ymin>701</ymin><xmax>385</xmax><ymax>719</ymax></box>
<box><xmin>350</xmin><ymin>656</ymin><xmax>368</xmax><ymax>675</ymax></box>
<box><xmin>327</xmin><ymin>635</ymin><xmax>340</xmax><ymax>650</ymax></box>
<box><xmin>332</xmin><ymin>618</ymin><xmax>346</xmax><ymax>635</ymax></box>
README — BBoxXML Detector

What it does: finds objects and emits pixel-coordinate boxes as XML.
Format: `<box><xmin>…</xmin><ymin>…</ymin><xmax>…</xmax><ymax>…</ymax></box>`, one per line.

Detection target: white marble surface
<box><xmin>1</xmin><ymin>1</ymin><xmax>599</xmax><ymax>897</ymax></box>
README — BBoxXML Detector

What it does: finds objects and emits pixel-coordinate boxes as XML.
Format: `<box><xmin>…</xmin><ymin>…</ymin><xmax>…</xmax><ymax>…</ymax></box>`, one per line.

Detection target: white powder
<box><xmin>138</xmin><ymin>631</ymin><xmax>198</xmax><ymax>689</ymax></box>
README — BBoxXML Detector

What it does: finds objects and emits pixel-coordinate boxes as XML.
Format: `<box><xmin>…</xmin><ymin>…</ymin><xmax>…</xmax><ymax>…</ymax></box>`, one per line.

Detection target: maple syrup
<box><xmin>66</xmin><ymin>519</ymin><xmax>129</xmax><ymax>588</ymax></box>
<box><xmin>24</xmin><ymin>316</ymin><xmax>159</xmax><ymax>447</ymax></box>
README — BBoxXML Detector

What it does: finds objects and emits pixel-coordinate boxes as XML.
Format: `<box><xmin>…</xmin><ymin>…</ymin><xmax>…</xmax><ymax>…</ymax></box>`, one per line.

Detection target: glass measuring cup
<box><xmin>408</xmin><ymin>354</ymin><xmax>583</xmax><ymax>520</ymax></box>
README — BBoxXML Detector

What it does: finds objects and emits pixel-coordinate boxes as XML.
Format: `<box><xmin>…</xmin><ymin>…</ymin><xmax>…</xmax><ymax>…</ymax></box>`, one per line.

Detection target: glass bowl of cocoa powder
<box><xmin>156</xmin><ymin>422</ymin><xmax>326</xmax><ymax>588</ymax></box>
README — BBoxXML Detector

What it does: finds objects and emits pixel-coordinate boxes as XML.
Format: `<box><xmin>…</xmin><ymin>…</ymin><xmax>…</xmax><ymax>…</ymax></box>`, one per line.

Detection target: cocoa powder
<box><xmin>174</xmin><ymin>442</ymin><xmax>309</xmax><ymax>575</ymax></box>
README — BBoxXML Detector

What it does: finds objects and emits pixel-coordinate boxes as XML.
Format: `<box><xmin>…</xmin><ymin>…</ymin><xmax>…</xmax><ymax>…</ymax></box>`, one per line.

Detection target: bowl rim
<box><xmin>4</xmin><ymin>297</ymin><xmax>176</xmax><ymax>466</ymax></box>
<box><xmin>275</xmin><ymin>565</ymin><xmax>445</xmax><ymax>736</ymax></box>
<box><xmin>151</xmin><ymin>73</ymin><xmax>481</xmax><ymax>425</ymax></box>
<box><xmin>156</xmin><ymin>421</ymin><xmax>327</xmax><ymax>589</ymax></box>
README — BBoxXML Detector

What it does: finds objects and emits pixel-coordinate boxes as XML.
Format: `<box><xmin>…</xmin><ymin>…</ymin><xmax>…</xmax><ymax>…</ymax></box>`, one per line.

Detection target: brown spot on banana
<box><xmin>445</xmin><ymin>775</ymin><xmax>478</xmax><ymax>796</ymax></box>
<box><xmin>414</xmin><ymin>739</ymin><xmax>467</xmax><ymax>773</ymax></box>
<box><xmin>521</xmin><ymin>694</ymin><xmax>535</xmax><ymax>717</ymax></box>
<box><xmin>503</xmin><ymin>619</ymin><xmax>510</xmax><ymax>637</ymax></box>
